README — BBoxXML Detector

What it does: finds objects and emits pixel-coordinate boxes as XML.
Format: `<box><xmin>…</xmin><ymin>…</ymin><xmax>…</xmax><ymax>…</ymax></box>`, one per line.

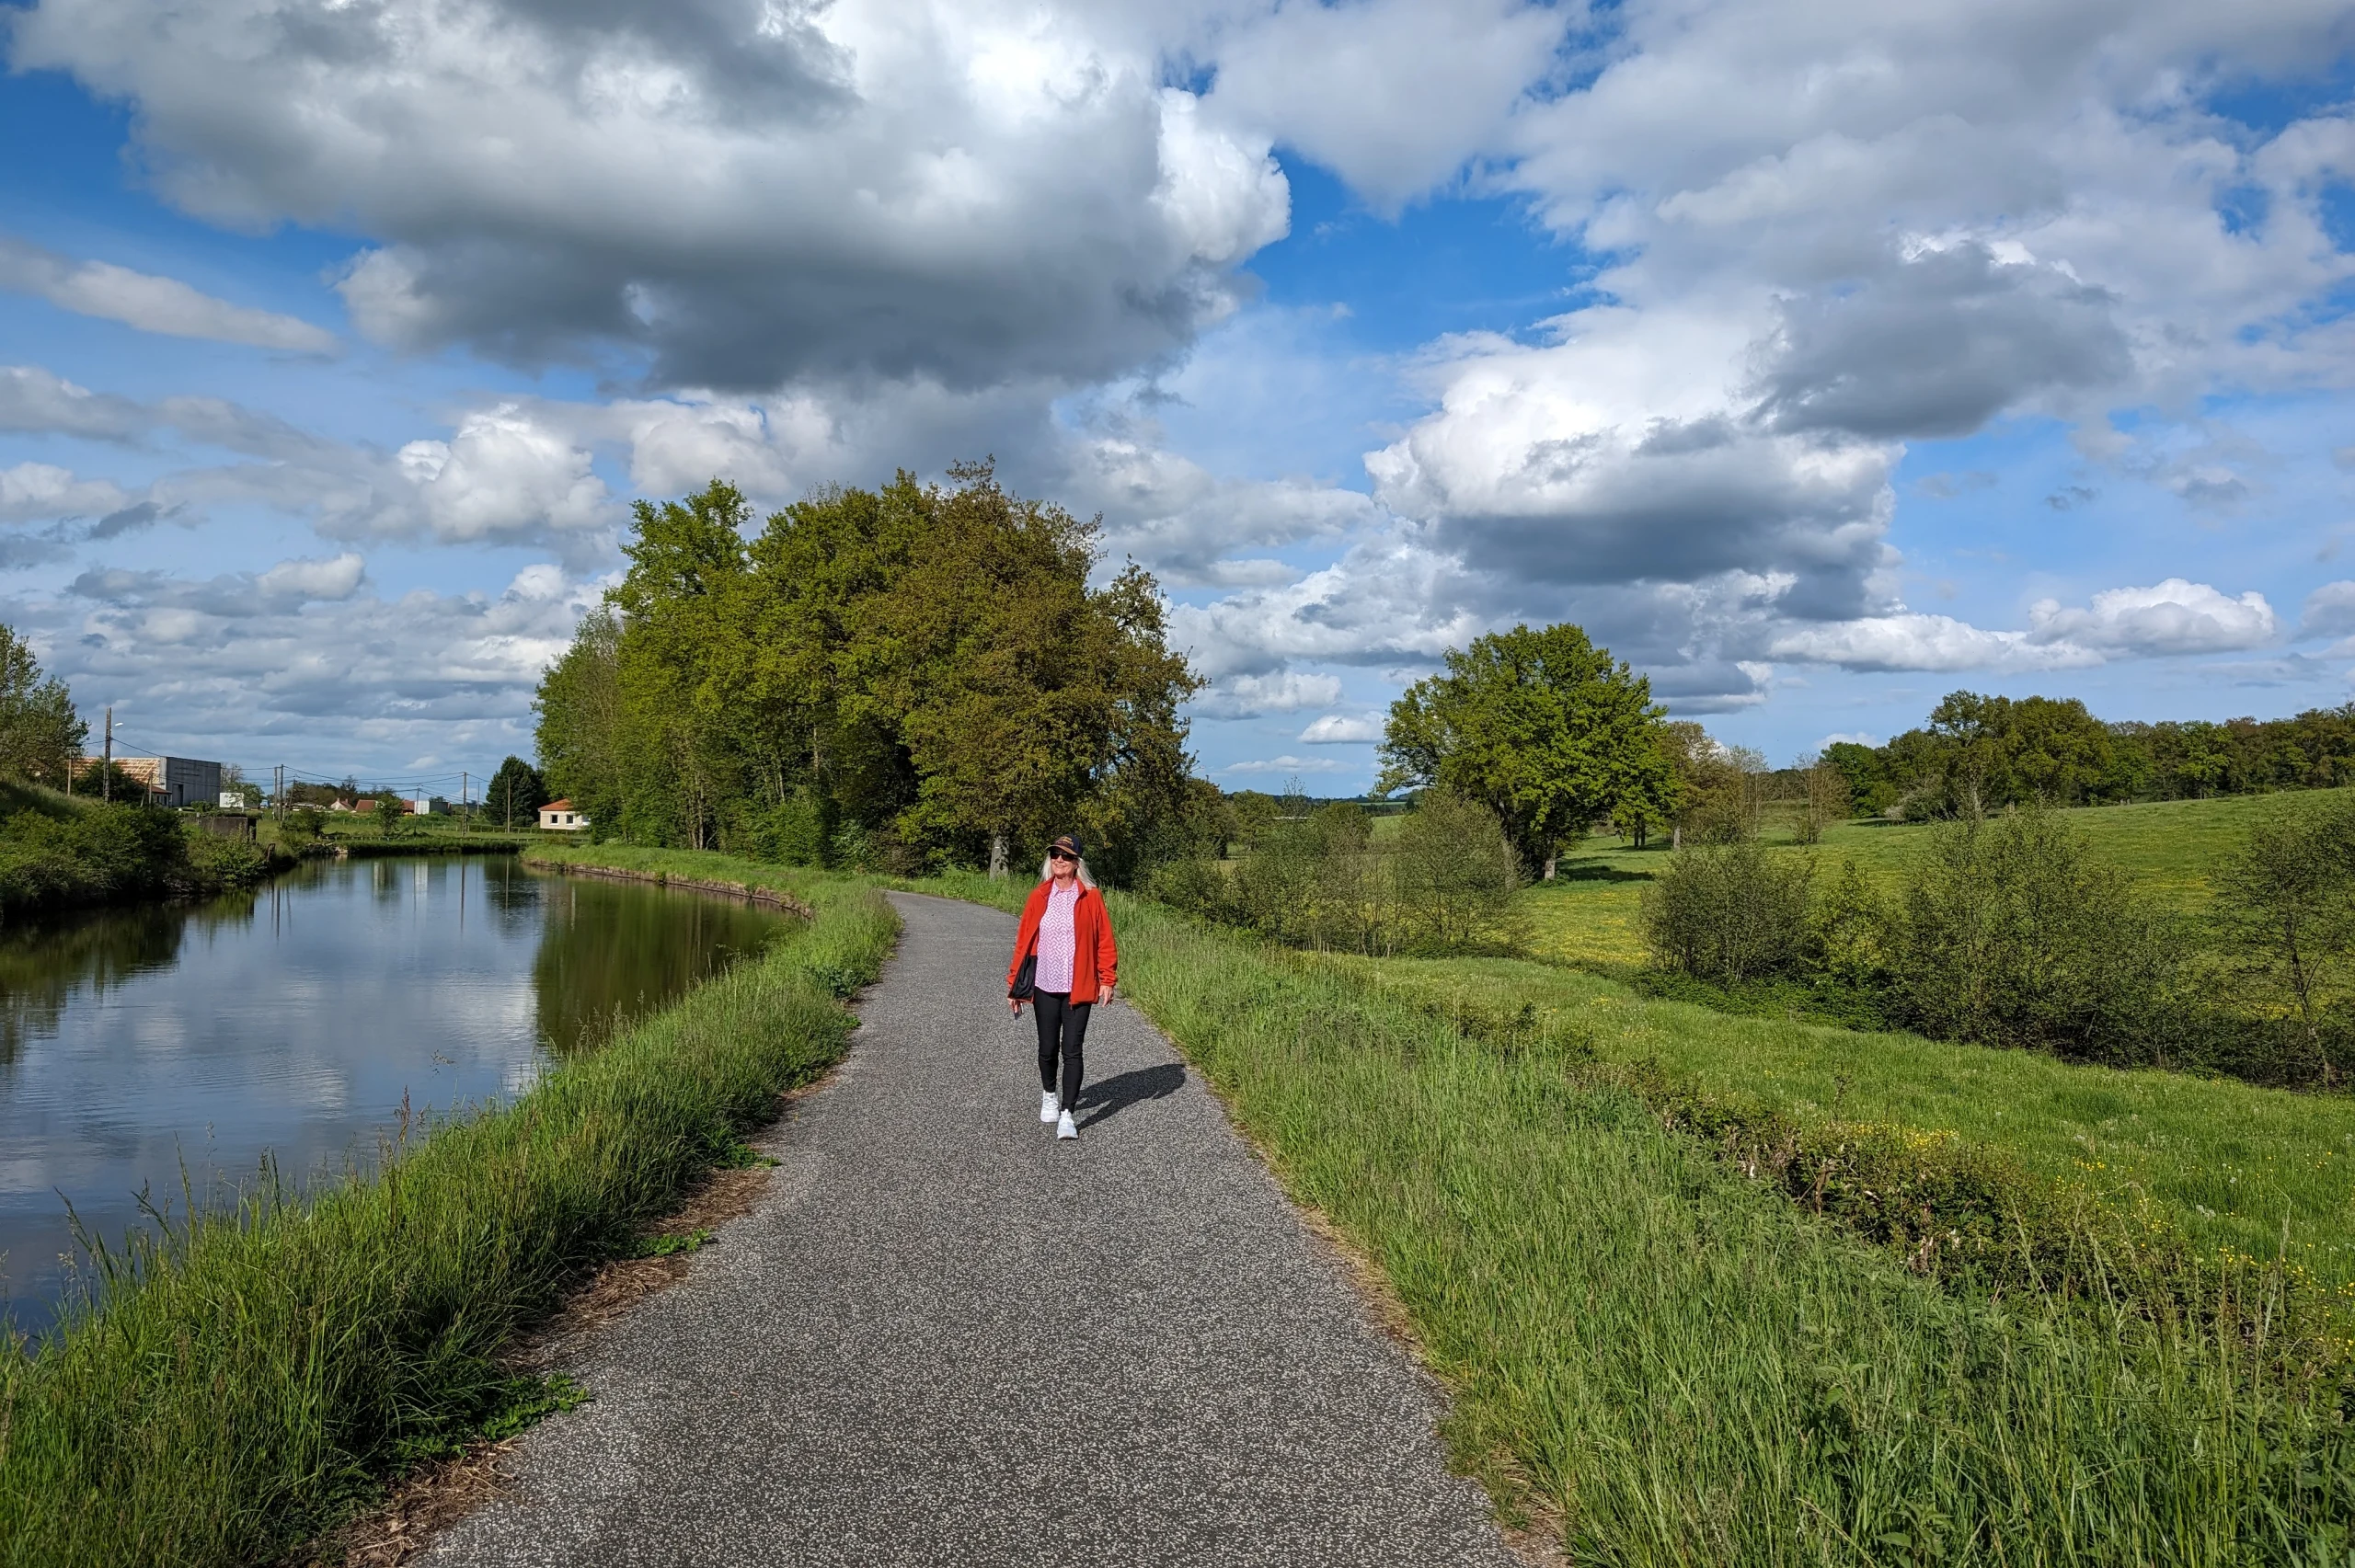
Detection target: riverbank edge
<box><xmin>522</xmin><ymin>845</ymin><xmax>813</xmax><ymax>914</ymax></box>
<box><xmin>0</xmin><ymin>869</ymin><xmax>899</xmax><ymax>1568</ymax></box>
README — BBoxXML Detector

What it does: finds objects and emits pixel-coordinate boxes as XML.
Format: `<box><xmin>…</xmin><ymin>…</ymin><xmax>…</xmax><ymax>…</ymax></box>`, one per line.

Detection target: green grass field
<box><xmin>902</xmin><ymin>866</ymin><xmax>2351</xmax><ymax>1561</ymax></box>
<box><xmin>1519</xmin><ymin>787</ymin><xmax>2354</xmax><ymax>969</ymax></box>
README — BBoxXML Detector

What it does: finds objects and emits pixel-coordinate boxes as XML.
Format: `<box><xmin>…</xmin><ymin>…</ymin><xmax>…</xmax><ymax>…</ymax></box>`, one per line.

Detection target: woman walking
<box><xmin>1008</xmin><ymin>834</ymin><xmax>1118</xmax><ymax>1140</ymax></box>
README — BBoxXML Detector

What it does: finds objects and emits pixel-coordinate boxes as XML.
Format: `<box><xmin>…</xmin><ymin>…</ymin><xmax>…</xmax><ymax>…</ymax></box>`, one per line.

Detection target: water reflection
<box><xmin>0</xmin><ymin>856</ymin><xmax>782</xmax><ymax>1326</ymax></box>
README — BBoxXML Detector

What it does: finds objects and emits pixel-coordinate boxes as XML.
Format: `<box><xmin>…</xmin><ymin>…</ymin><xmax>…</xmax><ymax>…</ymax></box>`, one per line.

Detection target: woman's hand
<box><xmin>1009</xmin><ymin>997</ymin><xmax>1024</xmax><ymax>1017</ymax></box>
<box><xmin>1100</xmin><ymin>984</ymin><xmax>1116</xmax><ymax>1007</ymax></box>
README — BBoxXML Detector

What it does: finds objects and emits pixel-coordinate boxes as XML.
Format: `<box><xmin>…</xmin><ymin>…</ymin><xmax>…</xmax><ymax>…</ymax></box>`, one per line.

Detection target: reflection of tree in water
<box><xmin>0</xmin><ymin>894</ymin><xmax>258</xmax><ymax>1066</ymax></box>
<box><xmin>530</xmin><ymin>876</ymin><xmax>782</xmax><ymax>1057</ymax></box>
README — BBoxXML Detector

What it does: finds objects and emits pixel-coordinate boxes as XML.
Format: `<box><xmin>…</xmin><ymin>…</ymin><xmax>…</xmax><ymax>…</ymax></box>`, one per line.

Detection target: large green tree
<box><xmin>1378</xmin><ymin>621</ymin><xmax>1676</xmax><ymax>876</ymax></box>
<box><xmin>0</xmin><ymin>624</ymin><xmax>86</xmax><ymax>786</ymax></box>
<box><xmin>534</xmin><ymin>467</ymin><xmax>1200</xmax><ymax>879</ymax></box>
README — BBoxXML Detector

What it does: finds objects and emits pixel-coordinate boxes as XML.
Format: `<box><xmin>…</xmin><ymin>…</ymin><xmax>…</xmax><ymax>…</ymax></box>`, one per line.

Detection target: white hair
<box><xmin>1039</xmin><ymin>853</ymin><xmax>1097</xmax><ymax>889</ymax></box>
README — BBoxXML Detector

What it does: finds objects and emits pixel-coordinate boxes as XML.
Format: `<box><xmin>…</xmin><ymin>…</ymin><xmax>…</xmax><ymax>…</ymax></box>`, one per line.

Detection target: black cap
<box><xmin>1050</xmin><ymin>834</ymin><xmax>1084</xmax><ymax>857</ymax></box>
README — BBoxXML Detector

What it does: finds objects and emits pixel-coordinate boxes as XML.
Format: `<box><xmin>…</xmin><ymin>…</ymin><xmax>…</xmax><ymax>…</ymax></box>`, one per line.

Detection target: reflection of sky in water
<box><xmin>0</xmin><ymin>856</ymin><xmax>781</xmax><ymax>1328</ymax></box>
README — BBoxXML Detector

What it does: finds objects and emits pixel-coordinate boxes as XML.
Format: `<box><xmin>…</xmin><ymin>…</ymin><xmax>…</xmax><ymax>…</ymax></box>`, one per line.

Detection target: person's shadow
<box><xmin>1077</xmin><ymin>1063</ymin><xmax>1186</xmax><ymax>1129</ymax></box>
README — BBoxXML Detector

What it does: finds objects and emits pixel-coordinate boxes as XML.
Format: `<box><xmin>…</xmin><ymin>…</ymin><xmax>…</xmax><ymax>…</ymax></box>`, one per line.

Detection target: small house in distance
<box><xmin>539</xmin><ymin>798</ymin><xmax>589</xmax><ymax>831</ymax></box>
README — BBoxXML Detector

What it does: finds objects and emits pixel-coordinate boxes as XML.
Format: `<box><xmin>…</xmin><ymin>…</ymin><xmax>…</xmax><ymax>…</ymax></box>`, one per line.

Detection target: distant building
<box><xmin>78</xmin><ymin>754</ymin><xmax>224</xmax><ymax>808</ymax></box>
<box><xmin>539</xmin><ymin>798</ymin><xmax>589</xmax><ymax>831</ymax></box>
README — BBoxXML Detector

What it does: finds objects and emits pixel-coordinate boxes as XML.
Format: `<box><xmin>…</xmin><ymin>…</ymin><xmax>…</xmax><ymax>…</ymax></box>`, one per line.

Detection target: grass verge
<box><xmin>905</xmin><ymin>866</ymin><xmax>2351</xmax><ymax>1562</ymax></box>
<box><xmin>0</xmin><ymin>869</ymin><xmax>894</xmax><ymax>1568</ymax></box>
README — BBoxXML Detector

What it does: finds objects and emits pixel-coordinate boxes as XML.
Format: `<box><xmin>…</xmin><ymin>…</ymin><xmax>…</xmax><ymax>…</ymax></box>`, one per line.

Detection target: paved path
<box><xmin>422</xmin><ymin>892</ymin><xmax>1516</xmax><ymax>1567</ymax></box>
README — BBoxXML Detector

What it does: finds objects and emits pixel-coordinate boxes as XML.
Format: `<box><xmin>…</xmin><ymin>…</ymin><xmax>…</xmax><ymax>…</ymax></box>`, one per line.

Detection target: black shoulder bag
<box><xmin>1010</xmin><ymin>952</ymin><xmax>1037</xmax><ymax>1001</ymax></box>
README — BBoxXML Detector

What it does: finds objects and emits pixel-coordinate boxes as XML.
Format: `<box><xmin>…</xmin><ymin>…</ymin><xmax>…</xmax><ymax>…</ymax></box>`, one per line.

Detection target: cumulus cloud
<box><xmin>0</xmin><ymin>462</ymin><xmax>132</xmax><ymax>525</ymax></box>
<box><xmin>1202</xmin><ymin>0</ymin><xmax>1566</xmax><ymax>211</ymax></box>
<box><xmin>0</xmin><ymin>235</ymin><xmax>336</xmax><ymax>351</ymax></box>
<box><xmin>2026</xmin><ymin>578</ymin><xmax>2276</xmax><ymax>656</ymax></box>
<box><xmin>1771</xmin><ymin>578</ymin><xmax>2275</xmax><ymax>671</ymax></box>
<box><xmin>1299</xmin><ymin>712</ymin><xmax>1382</xmax><ymax>743</ymax></box>
<box><xmin>12</xmin><ymin>0</ymin><xmax>1291</xmax><ymax>391</ymax></box>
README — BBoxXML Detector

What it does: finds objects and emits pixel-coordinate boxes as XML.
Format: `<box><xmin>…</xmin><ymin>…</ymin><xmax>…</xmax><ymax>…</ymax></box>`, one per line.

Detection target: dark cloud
<box><xmin>1753</xmin><ymin>243</ymin><xmax>2131</xmax><ymax>440</ymax></box>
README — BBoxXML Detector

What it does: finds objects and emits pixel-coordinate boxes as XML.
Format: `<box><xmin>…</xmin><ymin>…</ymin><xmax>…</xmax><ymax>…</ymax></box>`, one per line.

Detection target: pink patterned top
<box><xmin>1034</xmin><ymin>881</ymin><xmax>1080</xmax><ymax>993</ymax></box>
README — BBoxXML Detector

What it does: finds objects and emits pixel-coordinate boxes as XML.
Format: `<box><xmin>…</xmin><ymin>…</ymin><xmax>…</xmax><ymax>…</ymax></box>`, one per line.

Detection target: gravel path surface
<box><xmin>419</xmin><ymin>891</ymin><xmax>1517</xmax><ymax>1567</ymax></box>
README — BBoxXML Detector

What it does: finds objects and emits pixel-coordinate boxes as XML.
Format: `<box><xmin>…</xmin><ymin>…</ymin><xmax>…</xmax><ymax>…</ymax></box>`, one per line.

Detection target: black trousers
<box><xmin>1033</xmin><ymin>990</ymin><xmax>1090</xmax><ymax>1111</ymax></box>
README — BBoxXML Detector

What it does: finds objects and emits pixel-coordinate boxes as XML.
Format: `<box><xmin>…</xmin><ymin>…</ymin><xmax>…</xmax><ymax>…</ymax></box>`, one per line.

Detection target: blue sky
<box><xmin>2</xmin><ymin>0</ymin><xmax>2352</xmax><ymax>799</ymax></box>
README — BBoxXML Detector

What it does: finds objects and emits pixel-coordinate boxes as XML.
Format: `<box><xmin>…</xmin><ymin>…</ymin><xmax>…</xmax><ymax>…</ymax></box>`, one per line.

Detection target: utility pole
<box><xmin>276</xmin><ymin>764</ymin><xmax>285</xmax><ymax>823</ymax></box>
<box><xmin>101</xmin><ymin>707</ymin><xmax>111</xmax><ymax>803</ymax></box>
<box><xmin>463</xmin><ymin>770</ymin><xmax>469</xmax><ymax>825</ymax></box>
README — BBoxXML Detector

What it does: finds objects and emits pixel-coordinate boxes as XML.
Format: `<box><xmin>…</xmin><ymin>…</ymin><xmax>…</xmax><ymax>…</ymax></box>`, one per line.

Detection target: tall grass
<box><xmin>0</xmin><ymin>874</ymin><xmax>894</xmax><ymax>1567</ymax></box>
<box><xmin>1095</xmin><ymin>891</ymin><xmax>2351</xmax><ymax>1562</ymax></box>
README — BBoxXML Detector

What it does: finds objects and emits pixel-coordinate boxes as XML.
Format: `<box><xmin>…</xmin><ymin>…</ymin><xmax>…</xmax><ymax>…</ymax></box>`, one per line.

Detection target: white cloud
<box><xmin>1216</xmin><ymin>753</ymin><xmax>1349</xmax><ymax>775</ymax></box>
<box><xmin>395</xmin><ymin>406</ymin><xmax>613</xmax><ymax>544</ymax></box>
<box><xmin>0</xmin><ymin>236</ymin><xmax>337</xmax><ymax>352</ymax></box>
<box><xmin>0</xmin><ymin>462</ymin><xmax>132</xmax><ymax>525</ymax></box>
<box><xmin>255</xmin><ymin>553</ymin><xmax>366</xmax><ymax>603</ymax></box>
<box><xmin>1299</xmin><ymin>712</ymin><xmax>1382</xmax><ymax>743</ymax></box>
<box><xmin>2299</xmin><ymin>580</ymin><xmax>2355</xmax><ymax>641</ymax></box>
<box><xmin>1768</xmin><ymin>612</ymin><xmax>2104</xmax><ymax>673</ymax></box>
<box><xmin>1202</xmin><ymin>0</ymin><xmax>1567</xmax><ymax>211</ymax></box>
<box><xmin>1191</xmin><ymin>669</ymin><xmax>1343</xmax><ymax>718</ymax></box>
<box><xmin>2027</xmin><ymin>578</ymin><xmax>2276</xmax><ymax>656</ymax></box>
<box><xmin>12</xmin><ymin>0</ymin><xmax>1291</xmax><ymax>391</ymax></box>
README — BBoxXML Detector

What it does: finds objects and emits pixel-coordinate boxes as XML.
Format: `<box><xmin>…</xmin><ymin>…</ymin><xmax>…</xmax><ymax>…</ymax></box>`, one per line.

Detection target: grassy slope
<box><xmin>901</xmin><ymin>867</ymin><xmax>2345</xmax><ymax>1562</ymax></box>
<box><xmin>1338</xmin><ymin>953</ymin><xmax>2355</xmax><ymax>1294</ymax></box>
<box><xmin>0</xmin><ymin>869</ymin><xmax>894</xmax><ymax>1568</ymax></box>
<box><xmin>1520</xmin><ymin>786</ymin><xmax>2353</xmax><ymax>969</ymax></box>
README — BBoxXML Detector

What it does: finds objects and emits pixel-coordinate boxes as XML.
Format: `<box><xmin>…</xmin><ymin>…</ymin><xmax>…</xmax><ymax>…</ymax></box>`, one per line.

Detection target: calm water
<box><xmin>0</xmin><ymin>854</ymin><xmax>785</xmax><ymax>1326</ymax></box>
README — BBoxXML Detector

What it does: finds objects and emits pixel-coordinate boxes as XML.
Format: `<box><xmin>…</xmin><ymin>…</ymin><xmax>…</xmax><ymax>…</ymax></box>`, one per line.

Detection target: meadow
<box><xmin>1516</xmin><ymin>786</ymin><xmax>2352</xmax><ymax>967</ymax></box>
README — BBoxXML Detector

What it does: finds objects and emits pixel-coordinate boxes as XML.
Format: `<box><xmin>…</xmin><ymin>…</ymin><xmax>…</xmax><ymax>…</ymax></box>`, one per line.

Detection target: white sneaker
<box><xmin>1040</xmin><ymin>1091</ymin><xmax>1060</xmax><ymax>1124</ymax></box>
<box><xmin>1055</xmin><ymin>1111</ymin><xmax>1078</xmax><ymax>1140</ymax></box>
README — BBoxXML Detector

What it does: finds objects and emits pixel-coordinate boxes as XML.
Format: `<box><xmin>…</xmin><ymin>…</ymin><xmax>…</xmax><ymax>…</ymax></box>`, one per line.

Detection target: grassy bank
<box><xmin>0</xmin><ymin>781</ymin><xmax>283</xmax><ymax>919</ymax></box>
<box><xmin>897</xmin><ymin>866</ymin><xmax>2349</xmax><ymax>1562</ymax></box>
<box><xmin>0</xmin><ymin>869</ymin><xmax>895</xmax><ymax>1567</ymax></box>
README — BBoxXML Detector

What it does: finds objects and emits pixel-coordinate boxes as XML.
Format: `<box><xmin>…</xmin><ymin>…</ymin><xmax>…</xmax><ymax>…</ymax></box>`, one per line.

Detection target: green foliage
<box><xmin>0</xmin><ymin>798</ymin><xmax>271</xmax><ymax>916</ymax></box>
<box><xmin>1157</xmin><ymin>789</ymin><xmax>1522</xmax><ymax>956</ymax></box>
<box><xmin>1639</xmin><ymin>840</ymin><xmax>1816</xmax><ymax>982</ymax></box>
<box><xmin>1883</xmin><ymin>807</ymin><xmax>2188</xmax><ymax>1063</ymax></box>
<box><xmin>0</xmin><ymin>625</ymin><xmax>84</xmax><ymax>788</ymax></box>
<box><xmin>534</xmin><ymin>471</ymin><xmax>1200</xmax><ymax>881</ymax></box>
<box><xmin>0</xmin><ymin>874</ymin><xmax>894</xmax><ymax>1567</ymax></box>
<box><xmin>482</xmin><ymin>756</ymin><xmax>547</xmax><ymax>832</ymax></box>
<box><xmin>2213</xmin><ymin>792</ymin><xmax>2355</xmax><ymax>1048</ymax></box>
<box><xmin>1379</xmin><ymin>621</ymin><xmax>1676</xmax><ymax>871</ymax></box>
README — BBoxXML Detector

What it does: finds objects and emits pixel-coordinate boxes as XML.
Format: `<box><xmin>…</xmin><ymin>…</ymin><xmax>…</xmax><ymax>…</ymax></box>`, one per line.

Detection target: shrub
<box><xmin>1391</xmin><ymin>789</ymin><xmax>1522</xmax><ymax>955</ymax></box>
<box><xmin>1882</xmin><ymin>806</ymin><xmax>2188</xmax><ymax>1064</ymax></box>
<box><xmin>1639</xmin><ymin>839</ymin><xmax>1815</xmax><ymax>982</ymax></box>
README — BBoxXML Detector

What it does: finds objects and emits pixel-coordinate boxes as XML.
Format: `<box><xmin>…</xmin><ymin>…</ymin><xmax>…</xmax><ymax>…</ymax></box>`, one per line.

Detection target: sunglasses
<box><xmin>1047</xmin><ymin>847</ymin><xmax>1076</xmax><ymax>862</ymax></box>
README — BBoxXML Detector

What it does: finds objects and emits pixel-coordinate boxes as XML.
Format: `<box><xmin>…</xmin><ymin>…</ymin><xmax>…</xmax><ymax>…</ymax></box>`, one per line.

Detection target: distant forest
<box><xmin>1820</xmin><ymin>692</ymin><xmax>2355</xmax><ymax>818</ymax></box>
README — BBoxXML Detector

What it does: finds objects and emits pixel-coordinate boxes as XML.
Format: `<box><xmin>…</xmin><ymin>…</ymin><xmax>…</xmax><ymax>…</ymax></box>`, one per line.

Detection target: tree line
<box><xmin>1823</xmin><ymin>691</ymin><xmax>2355</xmax><ymax>818</ymax></box>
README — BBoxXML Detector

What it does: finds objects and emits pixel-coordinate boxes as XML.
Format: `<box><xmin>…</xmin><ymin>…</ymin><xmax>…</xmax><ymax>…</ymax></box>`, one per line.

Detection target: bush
<box><xmin>1882</xmin><ymin>806</ymin><xmax>2189</xmax><ymax>1064</ymax></box>
<box><xmin>1391</xmin><ymin>790</ymin><xmax>1522</xmax><ymax>955</ymax></box>
<box><xmin>1639</xmin><ymin>839</ymin><xmax>1815</xmax><ymax>982</ymax></box>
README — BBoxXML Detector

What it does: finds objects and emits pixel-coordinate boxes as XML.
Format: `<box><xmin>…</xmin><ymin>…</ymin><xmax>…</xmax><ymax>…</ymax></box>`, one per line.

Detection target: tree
<box><xmin>1379</xmin><ymin>622</ymin><xmax>1676</xmax><ymax>878</ymax></box>
<box><xmin>1795</xmin><ymin>752</ymin><xmax>1850</xmax><ymax>844</ymax></box>
<box><xmin>534</xmin><ymin>469</ymin><xmax>1200</xmax><ymax>877</ymax></box>
<box><xmin>0</xmin><ymin>624</ymin><xmax>86</xmax><ymax>786</ymax></box>
<box><xmin>484</xmin><ymin>756</ymin><xmax>547</xmax><ymax>831</ymax></box>
<box><xmin>2215</xmin><ymin>796</ymin><xmax>2355</xmax><ymax>1065</ymax></box>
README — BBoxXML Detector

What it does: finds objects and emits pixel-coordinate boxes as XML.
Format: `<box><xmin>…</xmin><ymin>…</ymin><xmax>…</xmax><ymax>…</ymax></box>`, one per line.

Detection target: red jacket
<box><xmin>1008</xmin><ymin>880</ymin><xmax>1118</xmax><ymax>1003</ymax></box>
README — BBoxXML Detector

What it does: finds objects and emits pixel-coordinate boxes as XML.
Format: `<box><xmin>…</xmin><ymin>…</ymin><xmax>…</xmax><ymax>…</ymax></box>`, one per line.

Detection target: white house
<box><xmin>538</xmin><ymin>798</ymin><xmax>590</xmax><ymax>831</ymax></box>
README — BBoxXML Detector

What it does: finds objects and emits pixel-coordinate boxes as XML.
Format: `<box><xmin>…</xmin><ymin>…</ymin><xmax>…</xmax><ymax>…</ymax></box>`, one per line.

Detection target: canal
<box><xmin>0</xmin><ymin>853</ymin><xmax>786</xmax><ymax>1326</ymax></box>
